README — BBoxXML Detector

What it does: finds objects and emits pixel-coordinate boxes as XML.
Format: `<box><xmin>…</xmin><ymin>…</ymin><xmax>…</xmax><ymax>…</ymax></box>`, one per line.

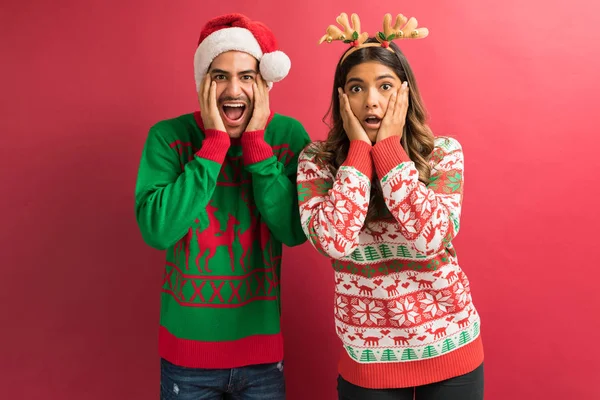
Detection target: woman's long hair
<box><xmin>312</xmin><ymin>38</ymin><xmax>435</xmax><ymax>225</ymax></box>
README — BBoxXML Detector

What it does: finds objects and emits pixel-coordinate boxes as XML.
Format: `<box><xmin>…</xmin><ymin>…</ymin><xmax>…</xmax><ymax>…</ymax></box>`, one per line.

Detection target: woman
<box><xmin>297</xmin><ymin>13</ymin><xmax>484</xmax><ymax>399</ymax></box>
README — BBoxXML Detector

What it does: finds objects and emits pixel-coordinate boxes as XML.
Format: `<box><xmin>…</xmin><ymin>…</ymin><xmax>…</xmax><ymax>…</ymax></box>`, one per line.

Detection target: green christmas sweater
<box><xmin>135</xmin><ymin>111</ymin><xmax>310</xmax><ymax>368</ymax></box>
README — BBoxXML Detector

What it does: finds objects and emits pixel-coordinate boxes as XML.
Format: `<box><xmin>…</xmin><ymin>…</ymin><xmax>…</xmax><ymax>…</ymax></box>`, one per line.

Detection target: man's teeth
<box><xmin>224</xmin><ymin>104</ymin><xmax>244</xmax><ymax>107</ymax></box>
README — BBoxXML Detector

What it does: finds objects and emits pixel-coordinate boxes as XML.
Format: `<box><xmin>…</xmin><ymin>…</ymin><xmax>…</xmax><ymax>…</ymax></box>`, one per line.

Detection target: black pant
<box><xmin>337</xmin><ymin>363</ymin><xmax>484</xmax><ymax>400</ymax></box>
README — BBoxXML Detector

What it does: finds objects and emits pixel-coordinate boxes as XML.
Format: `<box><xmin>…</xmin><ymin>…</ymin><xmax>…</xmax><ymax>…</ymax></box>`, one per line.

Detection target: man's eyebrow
<box><xmin>208</xmin><ymin>69</ymin><xmax>258</xmax><ymax>75</ymax></box>
<box><xmin>209</xmin><ymin>68</ymin><xmax>229</xmax><ymax>75</ymax></box>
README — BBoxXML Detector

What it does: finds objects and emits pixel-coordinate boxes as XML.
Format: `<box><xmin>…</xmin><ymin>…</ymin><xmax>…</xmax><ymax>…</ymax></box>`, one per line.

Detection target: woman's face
<box><xmin>344</xmin><ymin>61</ymin><xmax>402</xmax><ymax>142</ymax></box>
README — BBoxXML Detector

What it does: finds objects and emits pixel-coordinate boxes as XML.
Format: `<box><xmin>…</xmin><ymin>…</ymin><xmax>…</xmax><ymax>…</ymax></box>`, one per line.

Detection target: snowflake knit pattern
<box><xmin>297</xmin><ymin>136</ymin><xmax>483</xmax><ymax>389</ymax></box>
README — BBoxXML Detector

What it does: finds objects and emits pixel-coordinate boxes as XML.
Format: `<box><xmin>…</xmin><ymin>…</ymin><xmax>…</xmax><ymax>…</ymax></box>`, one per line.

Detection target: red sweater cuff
<box><xmin>372</xmin><ymin>136</ymin><xmax>411</xmax><ymax>178</ymax></box>
<box><xmin>341</xmin><ymin>140</ymin><xmax>373</xmax><ymax>179</ymax></box>
<box><xmin>196</xmin><ymin>130</ymin><xmax>230</xmax><ymax>164</ymax></box>
<box><xmin>241</xmin><ymin>130</ymin><xmax>273</xmax><ymax>165</ymax></box>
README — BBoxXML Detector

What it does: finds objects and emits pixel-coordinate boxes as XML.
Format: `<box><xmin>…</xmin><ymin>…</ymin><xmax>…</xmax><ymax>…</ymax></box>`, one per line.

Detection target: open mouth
<box><xmin>364</xmin><ymin>116</ymin><xmax>381</xmax><ymax>129</ymax></box>
<box><xmin>221</xmin><ymin>103</ymin><xmax>247</xmax><ymax>125</ymax></box>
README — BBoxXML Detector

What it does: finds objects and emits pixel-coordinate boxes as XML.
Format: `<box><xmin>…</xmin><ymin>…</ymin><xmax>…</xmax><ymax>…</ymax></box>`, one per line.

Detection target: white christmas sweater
<box><xmin>297</xmin><ymin>137</ymin><xmax>483</xmax><ymax>389</ymax></box>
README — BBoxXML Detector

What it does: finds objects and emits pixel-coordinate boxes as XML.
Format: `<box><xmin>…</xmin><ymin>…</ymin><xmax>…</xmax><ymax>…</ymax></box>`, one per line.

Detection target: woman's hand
<box><xmin>376</xmin><ymin>81</ymin><xmax>409</xmax><ymax>143</ymax></box>
<box><xmin>338</xmin><ymin>87</ymin><xmax>371</xmax><ymax>144</ymax></box>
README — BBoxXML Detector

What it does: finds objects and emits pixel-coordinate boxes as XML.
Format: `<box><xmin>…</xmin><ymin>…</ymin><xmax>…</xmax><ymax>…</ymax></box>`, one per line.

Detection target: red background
<box><xmin>2</xmin><ymin>0</ymin><xmax>599</xmax><ymax>399</ymax></box>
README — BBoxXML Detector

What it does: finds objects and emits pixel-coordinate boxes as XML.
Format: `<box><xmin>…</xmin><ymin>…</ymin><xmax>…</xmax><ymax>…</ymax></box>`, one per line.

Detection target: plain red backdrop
<box><xmin>2</xmin><ymin>0</ymin><xmax>599</xmax><ymax>399</ymax></box>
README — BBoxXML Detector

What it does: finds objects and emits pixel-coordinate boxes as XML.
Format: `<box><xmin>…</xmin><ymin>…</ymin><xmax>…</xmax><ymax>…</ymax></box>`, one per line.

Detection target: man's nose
<box><xmin>223</xmin><ymin>78</ymin><xmax>243</xmax><ymax>98</ymax></box>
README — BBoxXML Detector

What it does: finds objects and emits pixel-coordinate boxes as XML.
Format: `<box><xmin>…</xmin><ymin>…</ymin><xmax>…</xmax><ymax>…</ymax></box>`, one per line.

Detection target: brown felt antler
<box><xmin>376</xmin><ymin>13</ymin><xmax>429</xmax><ymax>47</ymax></box>
<box><xmin>318</xmin><ymin>12</ymin><xmax>430</xmax><ymax>63</ymax></box>
<box><xmin>318</xmin><ymin>13</ymin><xmax>369</xmax><ymax>46</ymax></box>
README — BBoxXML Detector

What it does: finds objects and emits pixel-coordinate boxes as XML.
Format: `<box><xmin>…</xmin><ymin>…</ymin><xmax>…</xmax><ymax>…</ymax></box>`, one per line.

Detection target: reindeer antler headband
<box><xmin>319</xmin><ymin>13</ymin><xmax>429</xmax><ymax>63</ymax></box>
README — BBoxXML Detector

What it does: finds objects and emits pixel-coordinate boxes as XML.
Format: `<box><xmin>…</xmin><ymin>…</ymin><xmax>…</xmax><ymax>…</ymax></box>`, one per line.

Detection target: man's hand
<box><xmin>376</xmin><ymin>81</ymin><xmax>409</xmax><ymax>143</ymax></box>
<box><xmin>198</xmin><ymin>74</ymin><xmax>226</xmax><ymax>132</ymax></box>
<box><xmin>246</xmin><ymin>74</ymin><xmax>270</xmax><ymax>132</ymax></box>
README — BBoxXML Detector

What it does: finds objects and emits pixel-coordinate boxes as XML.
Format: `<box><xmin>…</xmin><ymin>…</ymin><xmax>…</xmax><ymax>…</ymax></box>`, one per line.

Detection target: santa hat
<box><xmin>194</xmin><ymin>13</ymin><xmax>291</xmax><ymax>92</ymax></box>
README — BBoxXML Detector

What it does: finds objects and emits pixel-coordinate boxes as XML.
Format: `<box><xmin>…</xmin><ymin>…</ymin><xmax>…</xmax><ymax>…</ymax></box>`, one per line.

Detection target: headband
<box><xmin>318</xmin><ymin>13</ymin><xmax>429</xmax><ymax>63</ymax></box>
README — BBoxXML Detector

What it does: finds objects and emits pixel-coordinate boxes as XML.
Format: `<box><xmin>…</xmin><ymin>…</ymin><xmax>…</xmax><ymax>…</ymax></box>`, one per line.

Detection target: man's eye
<box><xmin>214</xmin><ymin>75</ymin><xmax>226</xmax><ymax>80</ymax></box>
<box><xmin>242</xmin><ymin>75</ymin><xmax>254</xmax><ymax>81</ymax></box>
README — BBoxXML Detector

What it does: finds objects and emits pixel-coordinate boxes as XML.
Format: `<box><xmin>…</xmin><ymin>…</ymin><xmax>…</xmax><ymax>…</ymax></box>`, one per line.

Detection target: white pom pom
<box><xmin>259</xmin><ymin>51</ymin><xmax>291</xmax><ymax>83</ymax></box>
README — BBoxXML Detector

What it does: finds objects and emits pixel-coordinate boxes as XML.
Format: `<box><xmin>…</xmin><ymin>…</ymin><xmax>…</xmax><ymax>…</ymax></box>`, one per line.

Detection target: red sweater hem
<box><xmin>158</xmin><ymin>326</ymin><xmax>284</xmax><ymax>369</ymax></box>
<box><xmin>240</xmin><ymin>112</ymin><xmax>276</xmax><ymax>165</ymax></box>
<box><xmin>342</xmin><ymin>140</ymin><xmax>373</xmax><ymax>179</ymax></box>
<box><xmin>338</xmin><ymin>335</ymin><xmax>484</xmax><ymax>389</ymax></box>
<box><xmin>372</xmin><ymin>136</ymin><xmax>411</xmax><ymax>178</ymax></box>
<box><xmin>241</xmin><ymin>130</ymin><xmax>273</xmax><ymax>165</ymax></box>
<box><xmin>195</xmin><ymin>130</ymin><xmax>230</xmax><ymax>164</ymax></box>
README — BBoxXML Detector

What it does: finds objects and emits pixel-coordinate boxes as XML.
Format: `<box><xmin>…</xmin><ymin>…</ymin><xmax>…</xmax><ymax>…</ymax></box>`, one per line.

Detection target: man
<box><xmin>134</xmin><ymin>13</ymin><xmax>310</xmax><ymax>399</ymax></box>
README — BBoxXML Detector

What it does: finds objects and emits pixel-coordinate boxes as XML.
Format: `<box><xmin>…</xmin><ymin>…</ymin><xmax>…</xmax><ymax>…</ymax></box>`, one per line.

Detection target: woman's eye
<box><xmin>350</xmin><ymin>86</ymin><xmax>361</xmax><ymax>93</ymax></box>
<box><xmin>381</xmin><ymin>83</ymin><xmax>392</xmax><ymax>90</ymax></box>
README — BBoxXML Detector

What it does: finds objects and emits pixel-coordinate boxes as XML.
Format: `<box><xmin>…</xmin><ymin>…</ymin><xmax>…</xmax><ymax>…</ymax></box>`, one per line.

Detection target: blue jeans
<box><xmin>160</xmin><ymin>358</ymin><xmax>285</xmax><ymax>400</ymax></box>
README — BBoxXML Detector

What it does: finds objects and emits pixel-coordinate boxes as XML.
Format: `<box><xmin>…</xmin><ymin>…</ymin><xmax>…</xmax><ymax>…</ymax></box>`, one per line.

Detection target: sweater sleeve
<box><xmin>371</xmin><ymin>136</ymin><xmax>464</xmax><ymax>256</ymax></box>
<box><xmin>134</xmin><ymin>123</ymin><xmax>230</xmax><ymax>250</ymax></box>
<box><xmin>240</xmin><ymin>118</ymin><xmax>311</xmax><ymax>247</ymax></box>
<box><xmin>297</xmin><ymin>141</ymin><xmax>373</xmax><ymax>259</ymax></box>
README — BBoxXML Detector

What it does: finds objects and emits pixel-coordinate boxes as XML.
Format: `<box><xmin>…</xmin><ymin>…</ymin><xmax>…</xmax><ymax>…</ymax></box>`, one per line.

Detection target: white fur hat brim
<box><xmin>194</xmin><ymin>27</ymin><xmax>290</xmax><ymax>92</ymax></box>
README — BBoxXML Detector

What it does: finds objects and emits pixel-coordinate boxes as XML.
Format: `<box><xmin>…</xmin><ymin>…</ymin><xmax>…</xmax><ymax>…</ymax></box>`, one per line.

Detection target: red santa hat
<box><xmin>194</xmin><ymin>13</ymin><xmax>291</xmax><ymax>92</ymax></box>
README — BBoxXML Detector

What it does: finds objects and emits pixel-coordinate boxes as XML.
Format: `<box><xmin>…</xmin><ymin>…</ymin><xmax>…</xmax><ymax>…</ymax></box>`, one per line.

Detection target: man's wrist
<box><xmin>246</xmin><ymin>122</ymin><xmax>266</xmax><ymax>132</ymax></box>
<box><xmin>241</xmin><ymin>130</ymin><xmax>272</xmax><ymax>165</ymax></box>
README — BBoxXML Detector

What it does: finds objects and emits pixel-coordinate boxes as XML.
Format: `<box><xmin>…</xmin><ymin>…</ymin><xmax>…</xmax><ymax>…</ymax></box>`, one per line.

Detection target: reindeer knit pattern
<box><xmin>297</xmin><ymin>137</ymin><xmax>483</xmax><ymax>389</ymax></box>
<box><xmin>135</xmin><ymin>111</ymin><xmax>310</xmax><ymax>369</ymax></box>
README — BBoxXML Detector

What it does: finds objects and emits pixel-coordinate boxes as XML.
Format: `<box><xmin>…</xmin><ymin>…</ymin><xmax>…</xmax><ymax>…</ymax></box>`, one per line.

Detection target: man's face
<box><xmin>206</xmin><ymin>51</ymin><xmax>258</xmax><ymax>138</ymax></box>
